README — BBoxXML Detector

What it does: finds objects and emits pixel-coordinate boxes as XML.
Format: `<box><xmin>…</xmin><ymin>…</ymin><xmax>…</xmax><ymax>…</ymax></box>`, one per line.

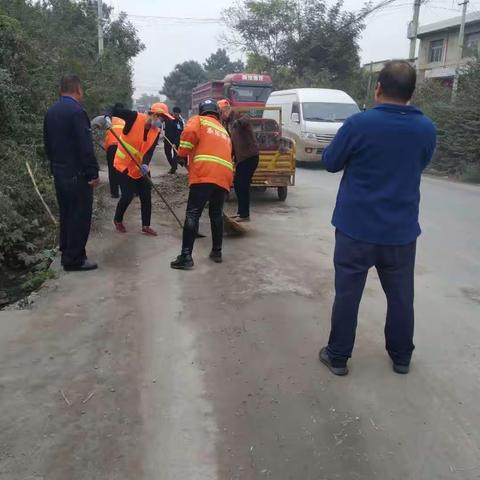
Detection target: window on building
<box><xmin>429</xmin><ymin>39</ymin><xmax>444</xmax><ymax>63</ymax></box>
<box><xmin>464</xmin><ymin>31</ymin><xmax>480</xmax><ymax>57</ymax></box>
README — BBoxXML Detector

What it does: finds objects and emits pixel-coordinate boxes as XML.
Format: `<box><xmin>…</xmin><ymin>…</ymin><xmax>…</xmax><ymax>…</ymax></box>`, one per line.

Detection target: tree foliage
<box><xmin>223</xmin><ymin>0</ymin><xmax>366</xmax><ymax>97</ymax></box>
<box><xmin>414</xmin><ymin>58</ymin><xmax>480</xmax><ymax>181</ymax></box>
<box><xmin>161</xmin><ymin>61</ymin><xmax>208</xmax><ymax>114</ymax></box>
<box><xmin>0</xmin><ymin>0</ymin><xmax>143</xmax><ymax>298</ymax></box>
<box><xmin>203</xmin><ymin>48</ymin><xmax>245</xmax><ymax>80</ymax></box>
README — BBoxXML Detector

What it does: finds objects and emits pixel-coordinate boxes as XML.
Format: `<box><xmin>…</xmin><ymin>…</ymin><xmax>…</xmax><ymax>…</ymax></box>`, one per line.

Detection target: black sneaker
<box><xmin>168</xmin><ymin>168</ymin><xmax>177</xmax><ymax>175</ymax></box>
<box><xmin>393</xmin><ymin>363</ymin><xmax>410</xmax><ymax>375</ymax></box>
<box><xmin>170</xmin><ymin>254</ymin><xmax>194</xmax><ymax>270</ymax></box>
<box><xmin>209</xmin><ymin>251</ymin><xmax>223</xmax><ymax>263</ymax></box>
<box><xmin>64</xmin><ymin>260</ymin><xmax>98</xmax><ymax>272</ymax></box>
<box><xmin>319</xmin><ymin>347</ymin><xmax>348</xmax><ymax>376</ymax></box>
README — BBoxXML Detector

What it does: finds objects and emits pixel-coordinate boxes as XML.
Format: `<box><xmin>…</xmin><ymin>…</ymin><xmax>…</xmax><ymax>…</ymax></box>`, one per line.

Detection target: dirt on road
<box><xmin>1</xmin><ymin>164</ymin><xmax>480</xmax><ymax>480</ymax></box>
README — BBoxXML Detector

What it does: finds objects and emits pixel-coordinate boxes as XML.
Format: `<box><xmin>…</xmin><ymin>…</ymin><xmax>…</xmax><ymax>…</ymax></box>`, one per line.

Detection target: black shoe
<box><xmin>209</xmin><ymin>250</ymin><xmax>223</xmax><ymax>263</ymax></box>
<box><xmin>170</xmin><ymin>254</ymin><xmax>194</xmax><ymax>270</ymax></box>
<box><xmin>63</xmin><ymin>260</ymin><xmax>98</xmax><ymax>272</ymax></box>
<box><xmin>319</xmin><ymin>347</ymin><xmax>348</xmax><ymax>376</ymax></box>
<box><xmin>168</xmin><ymin>168</ymin><xmax>177</xmax><ymax>175</ymax></box>
<box><xmin>393</xmin><ymin>363</ymin><xmax>410</xmax><ymax>375</ymax></box>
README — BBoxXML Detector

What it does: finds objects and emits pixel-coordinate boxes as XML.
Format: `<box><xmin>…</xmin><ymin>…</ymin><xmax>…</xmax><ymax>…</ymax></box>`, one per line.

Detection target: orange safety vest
<box><xmin>104</xmin><ymin>117</ymin><xmax>126</xmax><ymax>150</ymax></box>
<box><xmin>177</xmin><ymin>114</ymin><xmax>233</xmax><ymax>191</ymax></box>
<box><xmin>113</xmin><ymin>113</ymin><xmax>160</xmax><ymax>179</ymax></box>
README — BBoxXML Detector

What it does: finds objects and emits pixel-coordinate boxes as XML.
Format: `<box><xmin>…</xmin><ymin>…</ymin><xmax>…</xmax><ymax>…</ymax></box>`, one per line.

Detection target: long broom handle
<box><xmin>109</xmin><ymin>128</ymin><xmax>184</xmax><ymax>230</ymax></box>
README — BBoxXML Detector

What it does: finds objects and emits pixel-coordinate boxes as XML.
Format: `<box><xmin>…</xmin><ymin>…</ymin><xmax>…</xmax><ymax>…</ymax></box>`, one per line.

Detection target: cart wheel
<box><xmin>277</xmin><ymin>186</ymin><xmax>288</xmax><ymax>201</ymax></box>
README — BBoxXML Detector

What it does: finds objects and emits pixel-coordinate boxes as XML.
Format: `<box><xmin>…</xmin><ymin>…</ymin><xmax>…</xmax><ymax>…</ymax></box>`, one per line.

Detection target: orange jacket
<box><xmin>178</xmin><ymin>114</ymin><xmax>233</xmax><ymax>191</ymax></box>
<box><xmin>113</xmin><ymin>113</ymin><xmax>159</xmax><ymax>179</ymax></box>
<box><xmin>104</xmin><ymin>117</ymin><xmax>125</xmax><ymax>150</ymax></box>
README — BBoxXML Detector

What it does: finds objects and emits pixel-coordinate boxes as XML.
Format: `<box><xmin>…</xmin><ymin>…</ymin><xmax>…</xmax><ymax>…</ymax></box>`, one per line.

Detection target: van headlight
<box><xmin>300</xmin><ymin>132</ymin><xmax>316</xmax><ymax>140</ymax></box>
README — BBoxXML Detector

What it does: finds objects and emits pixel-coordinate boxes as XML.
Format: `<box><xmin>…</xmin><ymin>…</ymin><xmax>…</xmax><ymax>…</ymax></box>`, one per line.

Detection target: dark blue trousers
<box><xmin>327</xmin><ymin>229</ymin><xmax>417</xmax><ymax>367</ymax></box>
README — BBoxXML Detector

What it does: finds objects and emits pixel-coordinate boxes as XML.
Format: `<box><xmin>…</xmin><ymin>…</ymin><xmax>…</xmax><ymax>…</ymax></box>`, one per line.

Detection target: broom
<box><xmin>163</xmin><ymin>135</ymin><xmax>248</xmax><ymax>236</ymax></box>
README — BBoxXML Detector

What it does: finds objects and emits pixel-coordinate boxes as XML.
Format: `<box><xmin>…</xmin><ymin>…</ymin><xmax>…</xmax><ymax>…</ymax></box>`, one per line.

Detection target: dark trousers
<box><xmin>106</xmin><ymin>145</ymin><xmax>120</xmax><ymax>197</ymax></box>
<box><xmin>54</xmin><ymin>175</ymin><xmax>93</xmax><ymax>267</ymax></box>
<box><xmin>114</xmin><ymin>170</ymin><xmax>152</xmax><ymax>227</ymax></box>
<box><xmin>234</xmin><ymin>155</ymin><xmax>259</xmax><ymax>218</ymax></box>
<box><xmin>182</xmin><ymin>183</ymin><xmax>226</xmax><ymax>255</ymax></box>
<box><xmin>164</xmin><ymin>142</ymin><xmax>178</xmax><ymax>172</ymax></box>
<box><xmin>327</xmin><ymin>229</ymin><xmax>417</xmax><ymax>367</ymax></box>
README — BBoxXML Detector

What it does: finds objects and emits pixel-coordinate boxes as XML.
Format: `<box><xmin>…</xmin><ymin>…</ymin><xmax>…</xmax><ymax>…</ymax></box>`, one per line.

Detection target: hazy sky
<box><xmin>105</xmin><ymin>0</ymin><xmax>477</xmax><ymax>97</ymax></box>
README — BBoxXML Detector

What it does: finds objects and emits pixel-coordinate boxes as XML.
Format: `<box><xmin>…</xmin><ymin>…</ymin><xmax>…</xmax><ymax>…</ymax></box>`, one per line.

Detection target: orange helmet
<box><xmin>217</xmin><ymin>99</ymin><xmax>231</xmax><ymax>109</ymax></box>
<box><xmin>149</xmin><ymin>102</ymin><xmax>174</xmax><ymax>119</ymax></box>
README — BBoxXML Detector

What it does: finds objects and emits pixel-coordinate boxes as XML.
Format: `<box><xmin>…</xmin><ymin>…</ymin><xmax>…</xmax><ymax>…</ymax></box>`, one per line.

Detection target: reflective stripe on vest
<box><xmin>199</xmin><ymin>118</ymin><xmax>229</xmax><ymax>136</ymax></box>
<box><xmin>193</xmin><ymin>154</ymin><xmax>233</xmax><ymax>171</ymax></box>
<box><xmin>179</xmin><ymin>140</ymin><xmax>194</xmax><ymax>149</ymax></box>
<box><xmin>119</xmin><ymin>138</ymin><xmax>142</xmax><ymax>161</ymax></box>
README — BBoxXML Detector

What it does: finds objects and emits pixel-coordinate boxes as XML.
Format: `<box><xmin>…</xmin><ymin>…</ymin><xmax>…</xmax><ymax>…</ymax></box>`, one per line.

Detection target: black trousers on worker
<box><xmin>234</xmin><ymin>155</ymin><xmax>259</xmax><ymax>218</ymax></box>
<box><xmin>327</xmin><ymin>229</ymin><xmax>417</xmax><ymax>367</ymax></box>
<box><xmin>106</xmin><ymin>145</ymin><xmax>120</xmax><ymax>197</ymax></box>
<box><xmin>114</xmin><ymin>170</ymin><xmax>152</xmax><ymax>227</ymax></box>
<box><xmin>54</xmin><ymin>175</ymin><xmax>93</xmax><ymax>267</ymax></box>
<box><xmin>164</xmin><ymin>142</ymin><xmax>178</xmax><ymax>172</ymax></box>
<box><xmin>182</xmin><ymin>183</ymin><xmax>226</xmax><ymax>255</ymax></box>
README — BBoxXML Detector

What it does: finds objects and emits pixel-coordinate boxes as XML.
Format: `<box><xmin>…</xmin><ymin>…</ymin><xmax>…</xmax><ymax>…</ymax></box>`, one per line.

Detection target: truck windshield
<box><xmin>230</xmin><ymin>85</ymin><xmax>273</xmax><ymax>103</ymax></box>
<box><xmin>302</xmin><ymin>102</ymin><xmax>359</xmax><ymax>123</ymax></box>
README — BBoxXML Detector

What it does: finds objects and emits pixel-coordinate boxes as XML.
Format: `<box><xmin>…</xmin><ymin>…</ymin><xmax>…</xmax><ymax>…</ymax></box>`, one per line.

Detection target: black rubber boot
<box><xmin>170</xmin><ymin>254</ymin><xmax>194</xmax><ymax>270</ymax></box>
<box><xmin>209</xmin><ymin>250</ymin><xmax>223</xmax><ymax>264</ymax></box>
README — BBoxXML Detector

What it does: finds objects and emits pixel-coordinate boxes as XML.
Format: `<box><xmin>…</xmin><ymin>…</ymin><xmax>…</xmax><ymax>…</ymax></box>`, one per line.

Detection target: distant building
<box><xmin>416</xmin><ymin>11</ymin><xmax>480</xmax><ymax>84</ymax></box>
<box><xmin>362</xmin><ymin>59</ymin><xmax>392</xmax><ymax>74</ymax></box>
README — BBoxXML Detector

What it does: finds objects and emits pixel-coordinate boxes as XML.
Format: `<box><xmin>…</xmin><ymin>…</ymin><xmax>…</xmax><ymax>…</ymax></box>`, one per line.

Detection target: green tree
<box><xmin>161</xmin><ymin>60</ymin><xmax>207</xmax><ymax>114</ymax></box>
<box><xmin>135</xmin><ymin>93</ymin><xmax>160</xmax><ymax>110</ymax></box>
<box><xmin>223</xmin><ymin>0</ymin><xmax>365</xmax><ymax>95</ymax></box>
<box><xmin>203</xmin><ymin>48</ymin><xmax>245</xmax><ymax>80</ymax></box>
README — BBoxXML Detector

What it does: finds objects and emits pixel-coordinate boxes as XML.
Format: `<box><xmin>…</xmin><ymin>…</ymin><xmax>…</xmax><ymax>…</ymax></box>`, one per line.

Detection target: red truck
<box><xmin>191</xmin><ymin>73</ymin><xmax>273</xmax><ymax>114</ymax></box>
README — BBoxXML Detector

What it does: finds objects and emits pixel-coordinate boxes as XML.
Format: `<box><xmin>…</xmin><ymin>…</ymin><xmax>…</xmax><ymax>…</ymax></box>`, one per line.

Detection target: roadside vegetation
<box><xmin>0</xmin><ymin>0</ymin><xmax>143</xmax><ymax>306</ymax></box>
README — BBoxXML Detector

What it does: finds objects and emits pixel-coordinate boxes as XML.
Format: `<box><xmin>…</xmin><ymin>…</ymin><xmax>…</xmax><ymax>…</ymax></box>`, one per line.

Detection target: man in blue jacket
<box><xmin>319</xmin><ymin>61</ymin><xmax>436</xmax><ymax>376</ymax></box>
<box><xmin>44</xmin><ymin>74</ymin><xmax>100</xmax><ymax>272</ymax></box>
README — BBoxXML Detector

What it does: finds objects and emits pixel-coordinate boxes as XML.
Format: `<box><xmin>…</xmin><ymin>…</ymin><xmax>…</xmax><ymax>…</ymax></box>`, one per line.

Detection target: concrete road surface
<box><xmin>1</xmin><ymin>165</ymin><xmax>479</xmax><ymax>480</ymax></box>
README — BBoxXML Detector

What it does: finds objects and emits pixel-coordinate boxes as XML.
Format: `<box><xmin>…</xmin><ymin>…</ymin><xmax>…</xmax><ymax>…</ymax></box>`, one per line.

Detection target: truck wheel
<box><xmin>277</xmin><ymin>186</ymin><xmax>288</xmax><ymax>201</ymax></box>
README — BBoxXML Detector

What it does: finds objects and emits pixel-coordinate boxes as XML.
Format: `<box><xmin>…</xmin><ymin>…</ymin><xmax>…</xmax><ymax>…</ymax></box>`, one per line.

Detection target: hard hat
<box><xmin>199</xmin><ymin>99</ymin><xmax>220</xmax><ymax>117</ymax></box>
<box><xmin>217</xmin><ymin>99</ymin><xmax>231</xmax><ymax>109</ymax></box>
<box><xmin>149</xmin><ymin>102</ymin><xmax>174</xmax><ymax>119</ymax></box>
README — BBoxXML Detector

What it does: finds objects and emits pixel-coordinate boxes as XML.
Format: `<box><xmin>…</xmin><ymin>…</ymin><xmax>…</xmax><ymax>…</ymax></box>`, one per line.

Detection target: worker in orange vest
<box><xmin>171</xmin><ymin>99</ymin><xmax>233</xmax><ymax>270</ymax></box>
<box><xmin>103</xmin><ymin>103</ymin><xmax>125</xmax><ymax>198</ymax></box>
<box><xmin>110</xmin><ymin>102</ymin><xmax>174</xmax><ymax>236</ymax></box>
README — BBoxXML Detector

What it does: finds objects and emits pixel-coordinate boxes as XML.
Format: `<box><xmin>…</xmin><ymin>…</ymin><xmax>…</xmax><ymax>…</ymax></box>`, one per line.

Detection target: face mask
<box><xmin>152</xmin><ymin>119</ymin><xmax>162</xmax><ymax>129</ymax></box>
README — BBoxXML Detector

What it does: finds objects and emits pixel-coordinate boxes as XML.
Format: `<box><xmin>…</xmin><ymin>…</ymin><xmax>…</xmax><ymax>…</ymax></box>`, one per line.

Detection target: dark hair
<box><xmin>59</xmin><ymin>74</ymin><xmax>82</xmax><ymax>94</ymax></box>
<box><xmin>377</xmin><ymin>61</ymin><xmax>417</xmax><ymax>102</ymax></box>
<box><xmin>173</xmin><ymin>106</ymin><xmax>181</xmax><ymax>113</ymax></box>
<box><xmin>113</xmin><ymin>102</ymin><xmax>124</xmax><ymax>109</ymax></box>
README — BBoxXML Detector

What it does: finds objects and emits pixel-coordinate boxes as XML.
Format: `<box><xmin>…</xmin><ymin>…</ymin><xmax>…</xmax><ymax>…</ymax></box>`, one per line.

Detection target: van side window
<box><xmin>291</xmin><ymin>102</ymin><xmax>300</xmax><ymax>115</ymax></box>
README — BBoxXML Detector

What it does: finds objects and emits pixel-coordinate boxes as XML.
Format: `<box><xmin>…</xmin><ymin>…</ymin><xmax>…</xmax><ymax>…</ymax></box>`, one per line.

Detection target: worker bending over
<box><xmin>103</xmin><ymin>103</ymin><xmax>125</xmax><ymax>198</ymax></box>
<box><xmin>110</xmin><ymin>103</ymin><xmax>174</xmax><ymax>236</ymax></box>
<box><xmin>171</xmin><ymin>99</ymin><xmax>233</xmax><ymax>270</ymax></box>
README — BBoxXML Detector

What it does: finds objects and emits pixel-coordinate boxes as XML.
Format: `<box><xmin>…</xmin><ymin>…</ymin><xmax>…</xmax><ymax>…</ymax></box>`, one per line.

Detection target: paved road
<box><xmin>1</xmin><ymin>164</ymin><xmax>479</xmax><ymax>480</ymax></box>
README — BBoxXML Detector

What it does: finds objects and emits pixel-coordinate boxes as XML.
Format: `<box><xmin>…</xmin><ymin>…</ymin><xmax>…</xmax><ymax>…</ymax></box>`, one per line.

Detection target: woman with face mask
<box><xmin>110</xmin><ymin>103</ymin><xmax>174</xmax><ymax>236</ymax></box>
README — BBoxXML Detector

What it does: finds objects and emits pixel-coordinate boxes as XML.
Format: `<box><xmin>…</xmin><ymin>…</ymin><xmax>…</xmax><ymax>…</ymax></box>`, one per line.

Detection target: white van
<box><xmin>264</xmin><ymin>88</ymin><xmax>360</xmax><ymax>163</ymax></box>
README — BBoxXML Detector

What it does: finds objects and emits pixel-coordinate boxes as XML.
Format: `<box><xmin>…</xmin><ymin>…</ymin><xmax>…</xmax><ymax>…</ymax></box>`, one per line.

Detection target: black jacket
<box><xmin>164</xmin><ymin>117</ymin><xmax>184</xmax><ymax>145</ymax></box>
<box><xmin>43</xmin><ymin>96</ymin><xmax>99</xmax><ymax>181</ymax></box>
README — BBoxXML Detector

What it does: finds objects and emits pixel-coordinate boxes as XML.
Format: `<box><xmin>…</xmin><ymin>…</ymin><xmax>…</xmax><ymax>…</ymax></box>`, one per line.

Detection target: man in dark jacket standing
<box><xmin>319</xmin><ymin>61</ymin><xmax>436</xmax><ymax>376</ymax></box>
<box><xmin>163</xmin><ymin>106</ymin><xmax>184</xmax><ymax>174</ymax></box>
<box><xmin>219</xmin><ymin>99</ymin><xmax>259</xmax><ymax>221</ymax></box>
<box><xmin>44</xmin><ymin>74</ymin><xmax>100</xmax><ymax>272</ymax></box>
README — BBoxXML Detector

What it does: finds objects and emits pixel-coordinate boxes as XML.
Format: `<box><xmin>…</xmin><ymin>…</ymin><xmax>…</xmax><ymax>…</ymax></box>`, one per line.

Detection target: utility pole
<box><xmin>452</xmin><ymin>0</ymin><xmax>469</xmax><ymax>98</ymax></box>
<box><xmin>408</xmin><ymin>0</ymin><xmax>422</xmax><ymax>61</ymax></box>
<box><xmin>97</xmin><ymin>0</ymin><xmax>104</xmax><ymax>55</ymax></box>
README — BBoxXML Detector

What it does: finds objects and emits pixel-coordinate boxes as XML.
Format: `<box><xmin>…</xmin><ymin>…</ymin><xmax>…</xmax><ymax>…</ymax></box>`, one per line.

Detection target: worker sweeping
<box><xmin>108</xmin><ymin>102</ymin><xmax>174</xmax><ymax>236</ymax></box>
<box><xmin>170</xmin><ymin>99</ymin><xmax>234</xmax><ymax>270</ymax></box>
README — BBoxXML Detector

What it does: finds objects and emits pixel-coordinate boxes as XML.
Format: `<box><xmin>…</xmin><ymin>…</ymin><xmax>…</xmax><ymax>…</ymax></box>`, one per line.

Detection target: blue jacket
<box><xmin>43</xmin><ymin>96</ymin><xmax>99</xmax><ymax>181</ymax></box>
<box><xmin>322</xmin><ymin>104</ymin><xmax>436</xmax><ymax>245</ymax></box>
